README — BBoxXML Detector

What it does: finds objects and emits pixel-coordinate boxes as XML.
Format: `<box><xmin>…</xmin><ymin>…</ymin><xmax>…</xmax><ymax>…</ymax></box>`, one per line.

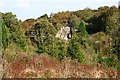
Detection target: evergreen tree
<box><xmin>0</xmin><ymin>18</ymin><xmax>9</xmax><ymax>49</ymax></box>
<box><xmin>70</xmin><ymin>20</ymin><xmax>77</xmax><ymax>29</ymax></box>
<box><xmin>48</xmin><ymin>39</ymin><xmax>67</xmax><ymax>60</ymax></box>
<box><xmin>67</xmin><ymin>36</ymin><xmax>86</xmax><ymax>63</ymax></box>
<box><xmin>78</xmin><ymin>20</ymin><xmax>87</xmax><ymax>37</ymax></box>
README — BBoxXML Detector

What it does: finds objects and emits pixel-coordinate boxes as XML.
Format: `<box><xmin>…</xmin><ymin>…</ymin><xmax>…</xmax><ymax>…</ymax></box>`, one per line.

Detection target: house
<box><xmin>56</xmin><ymin>26</ymin><xmax>72</xmax><ymax>41</ymax></box>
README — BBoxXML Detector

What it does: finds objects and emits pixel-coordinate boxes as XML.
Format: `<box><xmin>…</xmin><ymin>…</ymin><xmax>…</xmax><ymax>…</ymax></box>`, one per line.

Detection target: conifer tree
<box><xmin>0</xmin><ymin>18</ymin><xmax>9</xmax><ymax>49</ymax></box>
<box><xmin>78</xmin><ymin>20</ymin><xmax>87</xmax><ymax>37</ymax></box>
<box><xmin>67</xmin><ymin>36</ymin><xmax>86</xmax><ymax>63</ymax></box>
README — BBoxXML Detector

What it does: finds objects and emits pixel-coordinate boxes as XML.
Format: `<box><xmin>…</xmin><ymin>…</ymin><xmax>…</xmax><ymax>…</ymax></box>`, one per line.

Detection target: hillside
<box><xmin>0</xmin><ymin>6</ymin><xmax>120</xmax><ymax>78</ymax></box>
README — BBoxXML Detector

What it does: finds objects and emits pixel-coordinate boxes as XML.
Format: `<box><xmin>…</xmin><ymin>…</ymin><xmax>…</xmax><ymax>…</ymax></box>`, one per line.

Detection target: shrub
<box><xmin>67</xmin><ymin>37</ymin><xmax>86</xmax><ymax>63</ymax></box>
<box><xmin>103</xmin><ymin>55</ymin><xmax>119</xmax><ymax>70</ymax></box>
<box><xmin>93</xmin><ymin>53</ymin><xmax>119</xmax><ymax>69</ymax></box>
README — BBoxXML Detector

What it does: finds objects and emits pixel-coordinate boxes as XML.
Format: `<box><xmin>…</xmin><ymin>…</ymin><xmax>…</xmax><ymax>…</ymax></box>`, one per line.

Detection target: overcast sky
<box><xmin>0</xmin><ymin>0</ymin><xmax>119</xmax><ymax>21</ymax></box>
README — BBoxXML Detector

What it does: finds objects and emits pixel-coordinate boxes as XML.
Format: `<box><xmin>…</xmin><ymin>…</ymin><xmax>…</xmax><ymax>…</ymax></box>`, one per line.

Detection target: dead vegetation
<box><xmin>3</xmin><ymin>53</ymin><xmax>118</xmax><ymax>78</ymax></box>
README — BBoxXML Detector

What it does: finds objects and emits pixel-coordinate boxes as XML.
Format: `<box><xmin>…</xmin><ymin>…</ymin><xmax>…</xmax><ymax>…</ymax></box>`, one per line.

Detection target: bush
<box><xmin>93</xmin><ymin>53</ymin><xmax>119</xmax><ymax>69</ymax></box>
<box><xmin>96</xmin><ymin>54</ymin><xmax>104</xmax><ymax>64</ymax></box>
<box><xmin>67</xmin><ymin>37</ymin><xmax>86</xmax><ymax>63</ymax></box>
<box><xmin>103</xmin><ymin>56</ymin><xmax>119</xmax><ymax>70</ymax></box>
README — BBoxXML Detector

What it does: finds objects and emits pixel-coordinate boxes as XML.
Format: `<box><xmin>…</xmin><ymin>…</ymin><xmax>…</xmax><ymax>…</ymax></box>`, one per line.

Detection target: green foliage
<box><xmin>0</xmin><ymin>6</ymin><xmax>118</xmax><ymax>70</ymax></box>
<box><xmin>27</xmin><ymin>19</ymin><xmax>57</xmax><ymax>53</ymax></box>
<box><xmin>93</xmin><ymin>53</ymin><xmax>119</xmax><ymax>70</ymax></box>
<box><xmin>2</xmin><ymin>12</ymin><xmax>19</xmax><ymax>32</ymax></box>
<box><xmin>30</xmin><ymin>18</ymin><xmax>86</xmax><ymax>62</ymax></box>
<box><xmin>2</xmin><ymin>12</ymin><xmax>26</xmax><ymax>50</ymax></box>
<box><xmin>78</xmin><ymin>20</ymin><xmax>87</xmax><ymax>37</ymax></box>
<box><xmin>67</xmin><ymin>36</ymin><xmax>86</xmax><ymax>63</ymax></box>
<box><xmin>70</xmin><ymin>19</ymin><xmax>77</xmax><ymax>29</ymax></box>
<box><xmin>96</xmin><ymin>53</ymin><xmax>104</xmax><ymax>64</ymax></box>
<box><xmin>87</xmin><ymin>6</ymin><xmax>118</xmax><ymax>34</ymax></box>
<box><xmin>38</xmin><ymin>14</ymin><xmax>49</xmax><ymax>20</ymax></box>
<box><xmin>112</xmin><ymin>27</ymin><xmax>120</xmax><ymax>55</ymax></box>
<box><xmin>47</xmin><ymin>39</ymin><xmax>67</xmax><ymax>60</ymax></box>
<box><xmin>56</xmin><ymin>41</ymin><xmax>68</xmax><ymax>60</ymax></box>
<box><xmin>103</xmin><ymin>56</ymin><xmax>119</xmax><ymax>69</ymax></box>
<box><xmin>37</xmin><ymin>37</ymin><xmax>67</xmax><ymax>60</ymax></box>
<box><xmin>74</xmin><ymin>8</ymin><xmax>95</xmax><ymax>21</ymax></box>
<box><xmin>0</xmin><ymin>18</ymin><xmax>9</xmax><ymax>49</ymax></box>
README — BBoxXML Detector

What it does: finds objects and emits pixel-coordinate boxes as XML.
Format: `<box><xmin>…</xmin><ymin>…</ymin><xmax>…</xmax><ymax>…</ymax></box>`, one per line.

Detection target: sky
<box><xmin>0</xmin><ymin>0</ymin><xmax>119</xmax><ymax>21</ymax></box>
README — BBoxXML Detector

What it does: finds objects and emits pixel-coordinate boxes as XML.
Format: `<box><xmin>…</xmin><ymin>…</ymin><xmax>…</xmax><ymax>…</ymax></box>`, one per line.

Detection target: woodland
<box><xmin>0</xmin><ymin>6</ymin><xmax>120</xmax><ymax>78</ymax></box>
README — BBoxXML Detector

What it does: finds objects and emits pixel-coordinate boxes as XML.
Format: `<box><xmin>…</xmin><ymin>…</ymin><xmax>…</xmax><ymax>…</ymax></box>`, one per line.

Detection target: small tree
<box><xmin>67</xmin><ymin>36</ymin><xmax>86</xmax><ymax>63</ymax></box>
<box><xmin>1</xmin><ymin>19</ymin><xmax>9</xmax><ymax>49</ymax></box>
<box><xmin>48</xmin><ymin>39</ymin><xmax>67</xmax><ymax>60</ymax></box>
<box><xmin>70</xmin><ymin>20</ymin><xmax>77</xmax><ymax>29</ymax></box>
<box><xmin>78</xmin><ymin>20</ymin><xmax>87</xmax><ymax>37</ymax></box>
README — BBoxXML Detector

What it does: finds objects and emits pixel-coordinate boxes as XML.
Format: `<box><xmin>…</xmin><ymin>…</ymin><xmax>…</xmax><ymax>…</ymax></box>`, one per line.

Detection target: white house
<box><xmin>56</xmin><ymin>26</ymin><xmax>72</xmax><ymax>41</ymax></box>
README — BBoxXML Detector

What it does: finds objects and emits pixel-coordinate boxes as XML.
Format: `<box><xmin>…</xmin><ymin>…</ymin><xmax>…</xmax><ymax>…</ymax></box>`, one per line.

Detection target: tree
<box><xmin>70</xmin><ymin>19</ymin><xmax>77</xmax><ymax>29</ymax></box>
<box><xmin>26</xmin><ymin>19</ymin><xmax>57</xmax><ymax>53</ymax></box>
<box><xmin>48</xmin><ymin>39</ymin><xmax>67</xmax><ymax>60</ymax></box>
<box><xmin>0</xmin><ymin>18</ymin><xmax>9</xmax><ymax>49</ymax></box>
<box><xmin>105</xmin><ymin>6</ymin><xmax>118</xmax><ymax>34</ymax></box>
<box><xmin>74</xmin><ymin>8</ymin><xmax>94</xmax><ymax>21</ymax></box>
<box><xmin>2</xmin><ymin>12</ymin><xmax>26</xmax><ymax>50</ymax></box>
<box><xmin>38</xmin><ymin>14</ymin><xmax>49</xmax><ymax>20</ymax></box>
<box><xmin>67</xmin><ymin>36</ymin><xmax>86</xmax><ymax>63</ymax></box>
<box><xmin>78</xmin><ymin>20</ymin><xmax>87</xmax><ymax>37</ymax></box>
<box><xmin>21</xmin><ymin>18</ymin><xmax>35</xmax><ymax>31</ymax></box>
<box><xmin>88</xmin><ymin>6</ymin><xmax>118</xmax><ymax>34</ymax></box>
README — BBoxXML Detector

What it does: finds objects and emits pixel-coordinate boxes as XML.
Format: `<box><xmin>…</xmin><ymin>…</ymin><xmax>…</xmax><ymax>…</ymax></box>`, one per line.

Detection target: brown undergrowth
<box><xmin>3</xmin><ymin>52</ymin><xmax>118</xmax><ymax>78</ymax></box>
